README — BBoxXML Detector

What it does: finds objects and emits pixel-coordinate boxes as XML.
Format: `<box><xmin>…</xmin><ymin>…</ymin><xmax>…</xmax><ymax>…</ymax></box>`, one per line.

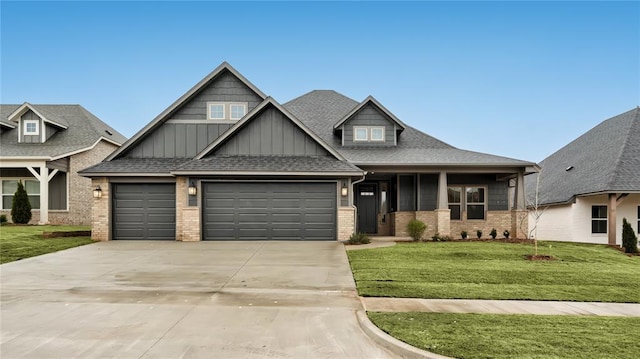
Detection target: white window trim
<box><xmin>370</xmin><ymin>127</ymin><xmax>385</xmax><ymax>142</ymax></box>
<box><xmin>207</xmin><ymin>102</ymin><xmax>225</xmax><ymax>120</ymax></box>
<box><xmin>353</xmin><ymin>126</ymin><xmax>369</xmax><ymax>142</ymax></box>
<box><xmin>447</xmin><ymin>186</ymin><xmax>463</xmax><ymax>220</ymax></box>
<box><xmin>229</xmin><ymin>103</ymin><xmax>248</xmax><ymax>120</ymax></box>
<box><xmin>1</xmin><ymin>178</ymin><xmax>41</xmax><ymax>210</ymax></box>
<box><xmin>24</xmin><ymin>120</ymin><xmax>39</xmax><ymax>136</ymax></box>
<box><xmin>465</xmin><ymin>185</ymin><xmax>487</xmax><ymax>220</ymax></box>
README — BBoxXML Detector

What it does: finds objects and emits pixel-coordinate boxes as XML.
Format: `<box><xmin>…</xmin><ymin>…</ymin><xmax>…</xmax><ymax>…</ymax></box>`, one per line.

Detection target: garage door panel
<box><xmin>203</xmin><ymin>182</ymin><xmax>336</xmax><ymax>240</ymax></box>
<box><xmin>112</xmin><ymin>184</ymin><xmax>176</xmax><ymax>240</ymax></box>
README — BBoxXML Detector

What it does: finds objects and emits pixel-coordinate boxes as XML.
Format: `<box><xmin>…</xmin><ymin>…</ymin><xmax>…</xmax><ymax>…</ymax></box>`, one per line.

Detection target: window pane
<box><xmin>592</xmin><ymin>205</ymin><xmax>607</xmax><ymax>219</ymax></box>
<box><xmin>209</xmin><ymin>104</ymin><xmax>224</xmax><ymax>119</ymax></box>
<box><xmin>26</xmin><ymin>123</ymin><xmax>36</xmax><ymax>133</ymax></box>
<box><xmin>2</xmin><ymin>180</ymin><xmax>18</xmax><ymax>195</ymax></box>
<box><xmin>25</xmin><ymin>180</ymin><xmax>40</xmax><ymax>195</ymax></box>
<box><xmin>2</xmin><ymin>196</ymin><xmax>12</xmax><ymax>209</ymax></box>
<box><xmin>371</xmin><ymin>128</ymin><xmax>384</xmax><ymax>141</ymax></box>
<box><xmin>467</xmin><ymin>205</ymin><xmax>485</xmax><ymax>220</ymax></box>
<box><xmin>28</xmin><ymin>195</ymin><xmax>40</xmax><ymax>209</ymax></box>
<box><xmin>447</xmin><ymin>187</ymin><xmax>461</xmax><ymax>203</ymax></box>
<box><xmin>466</xmin><ymin>187</ymin><xmax>485</xmax><ymax>203</ymax></box>
<box><xmin>592</xmin><ymin>219</ymin><xmax>607</xmax><ymax>234</ymax></box>
<box><xmin>449</xmin><ymin>205</ymin><xmax>461</xmax><ymax>220</ymax></box>
<box><xmin>230</xmin><ymin>105</ymin><xmax>245</xmax><ymax>119</ymax></box>
<box><xmin>354</xmin><ymin>128</ymin><xmax>368</xmax><ymax>141</ymax></box>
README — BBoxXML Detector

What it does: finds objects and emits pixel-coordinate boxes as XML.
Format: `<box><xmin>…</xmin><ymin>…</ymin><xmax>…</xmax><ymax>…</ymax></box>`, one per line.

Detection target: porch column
<box><xmin>436</xmin><ymin>171</ymin><xmax>451</xmax><ymax>236</ymax></box>
<box><xmin>515</xmin><ymin>171</ymin><xmax>525</xmax><ymax>210</ymax></box>
<box><xmin>608</xmin><ymin>193</ymin><xmax>617</xmax><ymax>246</ymax></box>
<box><xmin>39</xmin><ymin>166</ymin><xmax>49</xmax><ymax>224</ymax></box>
<box><xmin>511</xmin><ymin>170</ymin><xmax>528</xmax><ymax>239</ymax></box>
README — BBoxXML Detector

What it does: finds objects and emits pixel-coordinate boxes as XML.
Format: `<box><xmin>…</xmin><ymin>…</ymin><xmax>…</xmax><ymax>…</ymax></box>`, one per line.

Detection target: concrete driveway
<box><xmin>1</xmin><ymin>241</ymin><xmax>395</xmax><ymax>358</ymax></box>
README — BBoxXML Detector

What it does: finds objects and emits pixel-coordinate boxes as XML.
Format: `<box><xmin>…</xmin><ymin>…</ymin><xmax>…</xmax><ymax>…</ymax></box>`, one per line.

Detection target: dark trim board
<box><xmin>202</xmin><ymin>181</ymin><xmax>337</xmax><ymax>241</ymax></box>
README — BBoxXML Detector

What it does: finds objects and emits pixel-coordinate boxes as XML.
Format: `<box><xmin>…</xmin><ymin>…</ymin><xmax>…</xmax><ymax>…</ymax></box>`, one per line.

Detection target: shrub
<box><xmin>490</xmin><ymin>228</ymin><xmax>497</xmax><ymax>239</ymax></box>
<box><xmin>347</xmin><ymin>232</ymin><xmax>371</xmax><ymax>245</ymax></box>
<box><xmin>0</xmin><ymin>214</ymin><xmax>7</xmax><ymax>225</ymax></box>
<box><xmin>407</xmin><ymin>219</ymin><xmax>427</xmax><ymax>241</ymax></box>
<box><xmin>11</xmin><ymin>180</ymin><xmax>32</xmax><ymax>224</ymax></box>
<box><xmin>461</xmin><ymin>230</ymin><xmax>468</xmax><ymax>239</ymax></box>
<box><xmin>621</xmin><ymin>218</ymin><xmax>638</xmax><ymax>253</ymax></box>
<box><xmin>503</xmin><ymin>230</ymin><xmax>510</xmax><ymax>239</ymax></box>
<box><xmin>476</xmin><ymin>229</ymin><xmax>482</xmax><ymax>239</ymax></box>
<box><xmin>432</xmin><ymin>233</ymin><xmax>452</xmax><ymax>242</ymax></box>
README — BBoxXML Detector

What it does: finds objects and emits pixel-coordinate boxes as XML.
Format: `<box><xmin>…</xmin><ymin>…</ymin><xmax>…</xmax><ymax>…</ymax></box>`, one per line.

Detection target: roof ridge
<box><xmin>606</xmin><ymin>107</ymin><xmax>640</xmax><ymax>188</ymax></box>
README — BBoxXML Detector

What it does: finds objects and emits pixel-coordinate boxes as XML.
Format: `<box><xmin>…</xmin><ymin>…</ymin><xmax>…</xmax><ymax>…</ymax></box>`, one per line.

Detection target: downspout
<box><xmin>351</xmin><ymin>171</ymin><xmax>367</xmax><ymax>232</ymax></box>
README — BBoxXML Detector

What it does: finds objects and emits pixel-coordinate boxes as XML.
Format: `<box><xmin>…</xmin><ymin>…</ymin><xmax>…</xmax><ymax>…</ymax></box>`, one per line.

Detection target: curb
<box><xmin>356</xmin><ymin>310</ymin><xmax>453</xmax><ymax>359</ymax></box>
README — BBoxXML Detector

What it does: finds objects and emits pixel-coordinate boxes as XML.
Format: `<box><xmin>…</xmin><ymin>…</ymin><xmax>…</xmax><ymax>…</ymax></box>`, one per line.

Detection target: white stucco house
<box><xmin>526</xmin><ymin>107</ymin><xmax>640</xmax><ymax>246</ymax></box>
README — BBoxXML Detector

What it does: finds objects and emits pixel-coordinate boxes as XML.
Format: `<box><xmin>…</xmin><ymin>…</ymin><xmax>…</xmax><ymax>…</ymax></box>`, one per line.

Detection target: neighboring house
<box><xmin>0</xmin><ymin>103</ymin><xmax>126</xmax><ymax>225</ymax></box>
<box><xmin>80</xmin><ymin>62</ymin><xmax>537</xmax><ymax>241</ymax></box>
<box><xmin>526</xmin><ymin>108</ymin><xmax>640</xmax><ymax>246</ymax></box>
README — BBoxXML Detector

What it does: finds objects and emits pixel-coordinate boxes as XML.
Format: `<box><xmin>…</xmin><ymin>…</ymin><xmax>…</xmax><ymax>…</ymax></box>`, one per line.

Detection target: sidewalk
<box><xmin>361</xmin><ymin>297</ymin><xmax>640</xmax><ymax>317</ymax></box>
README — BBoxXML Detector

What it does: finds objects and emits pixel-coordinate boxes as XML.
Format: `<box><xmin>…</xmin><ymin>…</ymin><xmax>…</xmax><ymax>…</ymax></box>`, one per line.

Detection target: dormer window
<box><xmin>207</xmin><ymin>102</ymin><xmax>248</xmax><ymax>121</ymax></box>
<box><xmin>24</xmin><ymin>120</ymin><xmax>39</xmax><ymax>135</ymax></box>
<box><xmin>354</xmin><ymin>126</ymin><xmax>385</xmax><ymax>142</ymax></box>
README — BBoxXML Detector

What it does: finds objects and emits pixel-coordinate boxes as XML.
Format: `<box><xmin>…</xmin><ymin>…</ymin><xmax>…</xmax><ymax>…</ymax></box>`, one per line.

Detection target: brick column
<box><xmin>176</xmin><ymin>177</ymin><xmax>201</xmax><ymax>241</ymax></box>
<box><xmin>338</xmin><ymin>207</ymin><xmax>355</xmax><ymax>241</ymax></box>
<box><xmin>91</xmin><ymin>177</ymin><xmax>109</xmax><ymax>241</ymax></box>
<box><xmin>435</xmin><ymin>209</ymin><xmax>451</xmax><ymax>236</ymax></box>
<box><xmin>511</xmin><ymin>210</ymin><xmax>529</xmax><ymax>239</ymax></box>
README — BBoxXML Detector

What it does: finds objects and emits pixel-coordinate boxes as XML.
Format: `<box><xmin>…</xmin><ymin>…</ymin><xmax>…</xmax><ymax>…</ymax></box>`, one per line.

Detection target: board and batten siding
<box><xmin>342</xmin><ymin>104</ymin><xmax>395</xmax><ymax>146</ymax></box>
<box><xmin>213</xmin><ymin>107</ymin><xmax>329</xmax><ymax>156</ymax></box>
<box><xmin>419</xmin><ymin>174</ymin><xmax>439</xmax><ymax>211</ymax></box>
<box><xmin>125</xmin><ymin>123</ymin><xmax>232</xmax><ymax>158</ymax></box>
<box><xmin>49</xmin><ymin>171</ymin><xmax>67</xmax><ymax>210</ymax></box>
<box><xmin>20</xmin><ymin>110</ymin><xmax>41</xmax><ymax>143</ymax></box>
<box><xmin>171</xmin><ymin>70</ymin><xmax>263</xmax><ymax>120</ymax></box>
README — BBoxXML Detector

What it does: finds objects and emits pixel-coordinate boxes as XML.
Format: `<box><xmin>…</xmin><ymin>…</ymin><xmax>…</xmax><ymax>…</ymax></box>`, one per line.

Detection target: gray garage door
<box><xmin>112</xmin><ymin>183</ymin><xmax>176</xmax><ymax>240</ymax></box>
<box><xmin>203</xmin><ymin>182</ymin><xmax>336</xmax><ymax>240</ymax></box>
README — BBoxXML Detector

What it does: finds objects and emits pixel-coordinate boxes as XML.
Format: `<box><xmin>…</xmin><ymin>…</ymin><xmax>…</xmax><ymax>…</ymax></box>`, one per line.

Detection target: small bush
<box><xmin>347</xmin><ymin>232</ymin><xmax>371</xmax><ymax>245</ymax></box>
<box><xmin>0</xmin><ymin>214</ymin><xmax>7</xmax><ymax>225</ymax></box>
<box><xmin>503</xmin><ymin>230</ymin><xmax>510</xmax><ymax>239</ymax></box>
<box><xmin>622</xmin><ymin>218</ymin><xmax>638</xmax><ymax>253</ymax></box>
<box><xmin>407</xmin><ymin>219</ymin><xmax>427</xmax><ymax>241</ymax></box>
<box><xmin>461</xmin><ymin>230</ymin><xmax>468</xmax><ymax>239</ymax></box>
<box><xmin>490</xmin><ymin>228</ymin><xmax>497</xmax><ymax>239</ymax></box>
<box><xmin>11</xmin><ymin>180</ymin><xmax>32</xmax><ymax>224</ymax></box>
<box><xmin>432</xmin><ymin>233</ymin><xmax>452</xmax><ymax>242</ymax></box>
<box><xmin>476</xmin><ymin>229</ymin><xmax>482</xmax><ymax>239</ymax></box>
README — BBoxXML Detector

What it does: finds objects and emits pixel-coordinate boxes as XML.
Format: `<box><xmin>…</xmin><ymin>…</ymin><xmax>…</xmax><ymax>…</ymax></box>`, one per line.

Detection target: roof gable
<box><xmin>106</xmin><ymin>62</ymin><xmax>267</xmax><ymax>161</ymax></box>
<box><xmin>196</xmin><ymin>97</ymin><xmax>346</xmax><ymax>160</ymax></box>
<box><xmin>333</xmin><ymin>96</ymin><xmax>406</xmax><ymax>131</ymax></box>
<box><xmin>8</xmin><ymin>102</ymin><xmax>68</xmax><ymax>129</ymax></box>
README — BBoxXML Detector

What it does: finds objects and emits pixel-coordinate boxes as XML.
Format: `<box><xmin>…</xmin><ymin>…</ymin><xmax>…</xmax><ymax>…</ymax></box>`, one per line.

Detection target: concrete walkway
<box><xmin>361</xmin><ymin>297</ymin><xmax>640</xmax><ymax>317</ymax></box>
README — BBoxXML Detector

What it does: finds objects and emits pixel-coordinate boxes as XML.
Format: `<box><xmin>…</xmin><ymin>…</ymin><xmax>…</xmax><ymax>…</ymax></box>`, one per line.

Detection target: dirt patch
<box><xmin>42</xmin><ymin>231</ymin><xmax>91</xmax><ymax>239</ymax></box>
<box><xmin>525</xmin><ymin>254</ymin><xmax>555</xmax><ymax>261</ymax></box>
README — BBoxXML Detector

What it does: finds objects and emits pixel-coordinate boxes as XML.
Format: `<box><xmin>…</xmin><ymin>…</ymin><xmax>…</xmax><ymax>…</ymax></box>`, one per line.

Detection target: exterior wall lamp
<box><xmin>93</xmin><ymin>185</ymin><xmax>102</xmax><ymax>199</ymax></box>
<box><xmin>341</xmin><ymin>184</ymin><xmax>348</xmax><ymax>197</ymax></box>
<box><xmin>188</xmin><ymin>181</ymin><xmax>197</xmax><ymax>196</ymax></box>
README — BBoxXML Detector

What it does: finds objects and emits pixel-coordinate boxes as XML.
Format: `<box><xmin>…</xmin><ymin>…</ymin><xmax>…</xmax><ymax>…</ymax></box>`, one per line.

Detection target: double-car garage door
<box><xmin>112</xmin><ymin>182</ymin><xmax>336</xmax><ymax>241</ymax></box>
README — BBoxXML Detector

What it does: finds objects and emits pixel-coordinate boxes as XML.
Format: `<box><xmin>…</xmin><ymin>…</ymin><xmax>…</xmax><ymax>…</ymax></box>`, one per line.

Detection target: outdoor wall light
<box><xmin>93</xmin><ymin>185</ymin><xmax>102</xmax><ymax>199</ymax></box>
<box><xmin>188</xmin><ymin>181</ymin><xmax>197</xmax><ymax>196</ymax></box>
<box><xmin>341</xmin><ymin>184</ymin><xmax>348</xmax><ymax>197</ymax></box>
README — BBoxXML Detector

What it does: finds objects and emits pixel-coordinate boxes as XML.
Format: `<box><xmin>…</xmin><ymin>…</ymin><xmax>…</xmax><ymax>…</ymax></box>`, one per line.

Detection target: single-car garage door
<box><xmin>112</xmin><ymin>183</ymin><xmax>176</xmax><ymax>240</ymax></box>
<box><xmin>203</xmin><ymin>182</ymin><xmax>336</xmax><ymax>240</ymax></box>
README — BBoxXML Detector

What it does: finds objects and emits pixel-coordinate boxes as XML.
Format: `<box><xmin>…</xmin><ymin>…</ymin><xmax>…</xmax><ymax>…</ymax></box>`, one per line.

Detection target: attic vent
<box><xmin>565</xmin><ymin>166</ymin><xmax>574</xmax><ymax>171</ymax></box>
<box><xmin>105</xmin><ymin>130</ymin><xmax>113</xmax><ymax>136</ymax></box>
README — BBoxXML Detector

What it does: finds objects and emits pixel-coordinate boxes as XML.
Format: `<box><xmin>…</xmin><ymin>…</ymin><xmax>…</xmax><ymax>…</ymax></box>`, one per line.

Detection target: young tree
<box><xmin>11</xmin><ymin>180</ymin><xmax>32</xmax><ymax>224</ymax></box>
<box><xmin>526</xmin><ymin>171</ymin><xmax>547</xmax><ymax>256</ymax></box>
<box><xmin>622</xmin><ymin>218</ymin><xmax>639</xmax><ymax>253</ymax></box>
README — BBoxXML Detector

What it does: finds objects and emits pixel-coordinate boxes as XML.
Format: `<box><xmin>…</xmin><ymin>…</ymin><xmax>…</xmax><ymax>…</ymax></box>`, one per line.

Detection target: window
<box><xmin>466</xmin><ymin>187</ymin><xmax>486</xmax><ymax>220</ymax></box>
<box><xmin>207</xmin><ymin>103</ymin><xmax>224</xmax><ymax>120</ymax></box>
<box><xmin>591</xmin><ymin>205</ymin><xmax>607</xmax><ymax>234</ymax></box>
<box><xmin>354</xmin><ymin>127</ymin><xmax>368</xmax><ymax>141</ymax></box>
<box><xmin>24</xmin><ymin>120</ymin><xmax>39</xmax><ymax>135</ymax></box>
<box><xmin>230</xmin><ymin>104</ymin><xmax>247</xmax><ymax>120</ymax></box>
<box><xmin>637</xmin><ymin>206</ymin><xmax>639</xmax><ymax>234</ymax></box>
<box><xmin>370</xmin><ymin>127</ymin><xmax>385</xmax><ymax>141</ymax></box>
<box><xmin>1</xmin><ymin>179</ymin><xmax>40</xmax><ymax>210</ymax></box>
<box><xmin>448</xmin><ymin>187</ymin><xmax>462</xmax><ymax>220</ymax></box>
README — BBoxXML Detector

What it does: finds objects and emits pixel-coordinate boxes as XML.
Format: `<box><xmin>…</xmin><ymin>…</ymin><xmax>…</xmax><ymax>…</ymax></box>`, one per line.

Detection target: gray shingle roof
<box><xmin>173</xmin><ymin>155</ymin><xmax>362</xmax><ymax>174</ymax></box>
<box><xmin>525</xmin><ymin>107</ymin><xmax>640</xmax><ymax>205</ymax></box>
<box><xmin>284</xmin><ymin>90</ymin><xmax>534</xmax><ymax>167</ymax></box>
<box><xmin>0</xmin><ymin>104</ymin><xmax>126</xmax><ymax>158</ymax></box>
<box><xmin>79</xmin><ymin>158</ymin><xmax>190</xmax><ymax>175</ymax></box>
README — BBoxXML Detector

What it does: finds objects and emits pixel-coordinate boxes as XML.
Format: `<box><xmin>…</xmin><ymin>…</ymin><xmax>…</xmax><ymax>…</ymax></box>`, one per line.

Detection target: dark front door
<box><xmin>356</xmin><ymin>183</ymin><xmax>377</xmax><ymax>234</ymax></box>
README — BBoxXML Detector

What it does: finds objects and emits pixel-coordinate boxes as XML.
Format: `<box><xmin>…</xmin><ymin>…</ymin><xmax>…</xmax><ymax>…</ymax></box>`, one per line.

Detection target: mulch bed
<box><xmin>42</xmin><ymin>231</ymin><xmax>91</xmax><ymax>239</ymax></box>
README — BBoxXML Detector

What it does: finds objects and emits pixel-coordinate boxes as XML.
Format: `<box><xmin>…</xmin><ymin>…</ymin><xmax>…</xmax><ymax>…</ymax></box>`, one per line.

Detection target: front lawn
<box><xmin>0</xmin><ymin>225</ymin><xmax>93</xmax><ymax>264</ymax></box>
<box><xmin>369</xmin><ymin>312</ymin><xmax>640</xmax><ymax>359</ymax></box>
<box><xmin>348</xmin><ymin>241</ymin><xmax>640</xmax><ymax>302</ymax></box>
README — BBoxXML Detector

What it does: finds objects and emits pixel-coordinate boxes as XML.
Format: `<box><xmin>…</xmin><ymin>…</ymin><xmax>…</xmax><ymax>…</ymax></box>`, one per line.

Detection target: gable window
<box><xmin>354</xmin><ymin>127</ymin><xmax>368</xmax><ymax>141</ymax></box>
<box><xmin>208</xmin><ymin>103</ymin><xmax>225</xmax><ymax>120</ymax></box>
<box><xmin>1</xmin><ymin>179</ymin><xmax>40</xmax><ymax>210</ymax></box>
<box><xmin>448</xmin><ymin>187</ymin><xmax>462</xmax><ymax>220</ymax></box>
<box><xmin>370</xmin><ymin>127</ymin><xmax>385</xmax><ymax>142</ymax></box>
<box><xmin>591</xmin><ymin>205</ymin><xmax>607</xmax><ymax>234</ymax></box>
<box><xmin>230</xmin><ymin>104</ymin><xmax>247</xmax><ymax>120</ymax></box>
<box><xmin>466</xmin><ymin>187</ymin><xmax>486</xmax><ymax>220</ymax></box>
<box><xmin>24</xmin><ymin>120</ymin><xmax>39</xmax><ymax>135</ymax></box>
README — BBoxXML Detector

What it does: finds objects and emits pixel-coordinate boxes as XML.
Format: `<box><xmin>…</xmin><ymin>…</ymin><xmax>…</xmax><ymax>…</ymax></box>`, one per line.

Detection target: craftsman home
<box><xmin>0</xmin><ymin>103</ymin><xmax>126</xmax><ymax>224</ymax></box>
<box><xmin>526</xmin><ymin>108</ymin><xmax>640</xmax><ymax>246</ymax></box>
<box><xmin>80</xmin><ymin>62</ymin><xmax>537</xmax><ymax>241</ymax></box>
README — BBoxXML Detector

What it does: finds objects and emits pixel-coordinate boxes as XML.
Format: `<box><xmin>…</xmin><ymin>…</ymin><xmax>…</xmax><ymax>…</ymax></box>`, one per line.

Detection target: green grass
<box><xmin>347</xmin><ymin>241</ymin><xmax>640</xmax><ymax>302</ymax></box>
<box><xmin>0</xmin><ymin>224</ymin><xmax>93</xmax><ymax>264</ymax></box>
<box><xmin>369</xmin><ymin>312</ymin><xmax>640</xmax><ymax>359</ymax></box>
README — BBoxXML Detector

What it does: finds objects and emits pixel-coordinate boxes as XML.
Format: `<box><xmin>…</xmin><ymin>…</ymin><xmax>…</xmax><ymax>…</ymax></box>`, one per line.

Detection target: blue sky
<box><xmin>2</xmin><ymin>1</ymin><xmax>638</xmax><ymax>162</ymax></box>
